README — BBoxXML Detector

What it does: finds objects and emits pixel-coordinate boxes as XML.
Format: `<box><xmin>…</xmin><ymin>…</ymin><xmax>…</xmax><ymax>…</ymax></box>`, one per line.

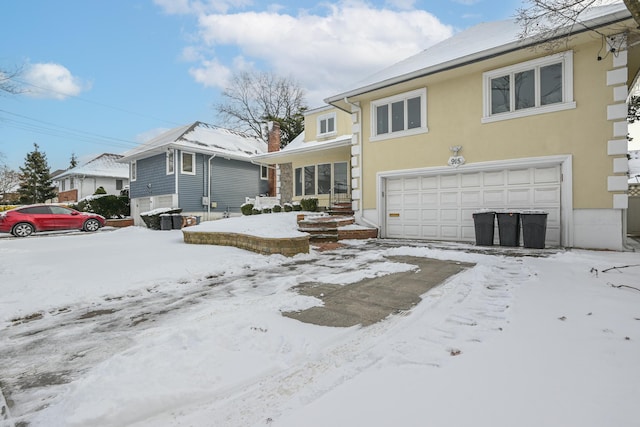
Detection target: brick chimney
<box><xmin>267</xmin><ymin>121</ymin><xmax>281</xmax><ymax>152</ymax></box>
<box><xmin>266</xmin><ymin>121</ymin><xmax>280</xmax><ymax>196</ymax></box>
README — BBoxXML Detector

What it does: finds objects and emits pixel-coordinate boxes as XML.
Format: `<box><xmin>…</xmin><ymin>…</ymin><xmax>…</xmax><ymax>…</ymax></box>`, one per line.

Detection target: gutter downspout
<box><xmin>343</xmin><ymin>97</ymin><xmax>378</xmax><ymax>231</ymax></box>
<box><xmin>208</xmin><ymin>154</ymin><xmax>216</xmax><ymax>220</ymax></box>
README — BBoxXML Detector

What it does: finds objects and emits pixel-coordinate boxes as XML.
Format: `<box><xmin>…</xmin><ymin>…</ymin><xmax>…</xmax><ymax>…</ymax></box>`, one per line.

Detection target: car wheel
<box><xmin>83</xmin><ymin>218</ymin><xmax>101</xmax><ymax>232</ymax></box>
<box><xmin>12</xmin><ymin>222</ymin><xmax>34</xmax><ymax>237</ymax></box>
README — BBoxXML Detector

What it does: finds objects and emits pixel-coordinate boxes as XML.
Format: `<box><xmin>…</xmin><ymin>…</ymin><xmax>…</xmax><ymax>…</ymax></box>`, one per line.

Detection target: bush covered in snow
<box><xmin>74</xmin><ymin>195</ymin><xmax>130</xmax><ymax>219</ymax></box>
<box><xmin>300</xmin><ymin>198</ymin><xmax>318</xmax><ymax>212</ymax></box>
<box><xmin>241</xmin><ymin>203</ymin><xmax>254</xmax><ymax>216</ymax></box>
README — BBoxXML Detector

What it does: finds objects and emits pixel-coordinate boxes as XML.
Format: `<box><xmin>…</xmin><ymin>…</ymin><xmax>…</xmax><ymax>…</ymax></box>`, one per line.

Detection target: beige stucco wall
<box><xmin>354</xmin><ymin>35</ymin><xmax>632</xmax><ymax>212</ymax></box>
<box><xmin>303</xmin><ymin>107</ymin><xmax>352</xmax><ymax>143</ymax></box>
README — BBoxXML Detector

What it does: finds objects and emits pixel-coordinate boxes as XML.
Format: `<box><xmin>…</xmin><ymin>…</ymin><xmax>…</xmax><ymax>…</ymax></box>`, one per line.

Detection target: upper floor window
<box><xmin>371</xmin><ymin>88</ymin><xmax>427</xmax><ymax>141</ymax></box>
<box><xmin>167</xmin><ymin>149</ymin><xmax>174</xmax><ymax>174</ymax></box>
<box><xmin>181</xmin><ymin>152</ymin><xmax>195</xmax><ymax>175</ymax></box>
<box><xmin>317</xmin><ymin>113</ymin><xmax>336</xmax><ymax>137</ymax></box>
<box><xmin>482</xmin><ymin>51</ymin><xmax>575</xmax><ymax>123</ymax></box>
<box><xmin>130</xmin><ymin>161</ymin><xmax>137</xmax><ymax>181</ymax></box>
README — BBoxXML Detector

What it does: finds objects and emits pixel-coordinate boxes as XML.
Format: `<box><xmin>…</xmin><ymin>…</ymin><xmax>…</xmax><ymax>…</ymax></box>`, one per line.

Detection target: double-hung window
<box><xmin>371</xmin><ymin>88</ymin><xmax>427</xmax><ymax>141</ymax></box>
<box><xmin>130</xmin><ymin>162</ymin><xmax>136</xmax><ymax>181</ymax></box>
<box><xmin>482</xmin><ymin>51</ymin><xmax>575</xmax><ymax>123</ymax></box>
<box><xmin>181</xmin><ymin>152</ymin><xmax>195</xmax><ymax>175</ymax></box>
<box><xmin>167</xmin><ymin>150</ymin><xmax>174</xmax><ymax>174</ymax></box>
<box><xmin>317</xmin><ymin>113</ymin><xmax>336</xmax><ymax>137</ymax></box>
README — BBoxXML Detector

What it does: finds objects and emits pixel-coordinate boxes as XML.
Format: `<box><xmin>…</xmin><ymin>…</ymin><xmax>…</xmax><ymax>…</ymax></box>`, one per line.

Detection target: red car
<box><xmin>0</xmin><ymin>205</ymin><xmax>106</xmax><ymax>237</ymax></box>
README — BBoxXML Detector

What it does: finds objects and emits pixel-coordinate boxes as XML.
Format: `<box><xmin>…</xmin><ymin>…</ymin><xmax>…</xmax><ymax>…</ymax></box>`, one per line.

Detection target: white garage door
<box><xmin>384</xmin><ymin>165</ymin><xmax>561</xmax><ymax>246</ymax></box>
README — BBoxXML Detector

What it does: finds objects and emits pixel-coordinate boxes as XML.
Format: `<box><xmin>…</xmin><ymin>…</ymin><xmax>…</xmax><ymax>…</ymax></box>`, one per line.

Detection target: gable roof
<box><xmin>119</xmin><ymin>121</ymin><xmax>267</xmax><ymax>162</ymax></box>
<box><xmin>325</xmin><ymin>3</ymin><xmax>631</xmax><ymax>106</ymax></box>
<box><xmin>56</xmin><ymin>153</ymin><xmax>129</xmax><ymax>179</ymax></box>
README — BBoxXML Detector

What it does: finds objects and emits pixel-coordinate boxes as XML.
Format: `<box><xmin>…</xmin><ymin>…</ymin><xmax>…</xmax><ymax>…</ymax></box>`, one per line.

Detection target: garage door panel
<box><xmin>508</xmin><ymin>169</ymin><xmax>531</xmax><ymax>185</ymax></box>
<box><xmin>385</xmin><ymin>165</ymin><xmax>561</xmax><ymax>246</ymax></box>
<box><xmin>440</xmin><ymin>192</ymin><xmax>459</xmax><ymax>205</ymax></box>
<box><xmin>534</xmin><ymin>167</ymin><xmax>560</xmax><ymax>184</ymax></box>
<box><xmin>420</xmin><ymin>176</ymin><xmax>438</xmax><ymax>189</ymax></box>
<box><xmin>484</xmin><ymin>170</ymin><xmax>506</xmax><ymax>186</ymax></box>
<box><xmin>461</xmin><ymin>172</ymin><xmax>481</xmax><ymax>187</ymax></box>
<box><xmin>461</xmin><ymin>191</ymin><xmax>481</xmax><ymax>205</ymax></box>
<box><xmin>534</xmin><ymin>187</ymin><xmax>560</xmax><ymax>204</ymax></box>
<box><xmin>440</xmin><ymin>175</ymin><xmax>459</xmax><ymax>188</ymax></box>
<box><xmin>483</xmin><ymin>190</ymin><xmax>505</xmax><ymax>205</ymax></box>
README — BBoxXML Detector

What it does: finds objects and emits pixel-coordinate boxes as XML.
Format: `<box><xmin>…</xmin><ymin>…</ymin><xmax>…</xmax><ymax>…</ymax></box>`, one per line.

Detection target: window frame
<box><xmin>181</xmin><ymin>151</ymin><xmax>196</xmax><ymax>175</ymax></box>
<box><xmin>294</xmin><ymin>162</ymin><xmax>350</xmax><ymax>197</ymax></box>
<box><xmin>260</xmin><ymin>165</ymin><xmax>269</xmax><ymax>180</ymax></box>
<box><xmin>370</xmin><ymin>88</ymin><xmax>428</xmax><ymax>142</ymax></box>
<box><xmin>317</xmin><ymin>112</ymin><xmax>337</xmax><ymax>138</ymax></box>
<box><xmin>130</xmin><ymin>161</ymin><xmax>136</xmax><ymax>182</ymax></box>
<box><xmin>482</xmin><ymin>51</ymin><xmax>575</xmax><ymax>123</ymax></box>
<box><xmin>166</xmin><ymin>149</ymin><xmax>174</xmax><ymax>175</ymax></box>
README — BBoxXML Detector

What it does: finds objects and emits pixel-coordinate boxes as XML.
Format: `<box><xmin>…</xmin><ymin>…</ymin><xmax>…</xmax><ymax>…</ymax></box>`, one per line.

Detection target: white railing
<box><xmin>245</xmin><ymin>196</ymin><xmax>280</xmax><ymax>209</ymax></box>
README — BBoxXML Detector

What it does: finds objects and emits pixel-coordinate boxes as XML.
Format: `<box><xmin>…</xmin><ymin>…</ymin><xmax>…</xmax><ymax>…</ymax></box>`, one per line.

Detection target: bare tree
<box><xmin>0</xmin><ymin>65</ymin><xmax>24</xmax><ymax>96</ymax></box>
<box><xmin>516</xmin><ymin>0</ymin><xmax>640</xmax><ymax>50</ymax></box>
<box><xmin>0</xmin><ymin>165</ymin><xmax>21</xmax><ymax>203</ymax></box>
<box><xmin>215</xmin><ymin>71</ymin><xmax>307</xmax><ymax>147</ymax></box>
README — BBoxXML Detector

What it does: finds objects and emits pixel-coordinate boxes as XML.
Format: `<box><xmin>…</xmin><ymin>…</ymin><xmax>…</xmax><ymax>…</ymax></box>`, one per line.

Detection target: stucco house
<box><xmin>56</xmin><ymin>153</ymin><xmax>129</xmax><ymax>203</ymax></box>
<box><xmin>253</xmin><ymin>105</ymin><xmax>353</xmax><ymax>210</ymax></box>
<box><xmin>310</xmin><ymin>3</ymin><xmax>638</xmax><ymax>251</ymax></box>
<box><xmin>119</xmin><ymin>121</ymin><xmax>268</xmax><ymax>225</ymax></box>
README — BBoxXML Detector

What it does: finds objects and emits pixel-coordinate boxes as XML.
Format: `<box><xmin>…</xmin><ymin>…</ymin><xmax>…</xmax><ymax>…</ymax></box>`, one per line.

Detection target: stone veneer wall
<box><xmin>182</xmin><ymin>230</ymin><xmax>309</xmax><ymax>257</ymax></box>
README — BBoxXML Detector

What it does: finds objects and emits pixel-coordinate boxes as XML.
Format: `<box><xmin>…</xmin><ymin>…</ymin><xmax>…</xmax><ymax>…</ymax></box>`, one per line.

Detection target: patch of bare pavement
<box><xmin>284</xmin><ymin>256</ymin><xmax>473</xmax><ymax>327</ymax></box>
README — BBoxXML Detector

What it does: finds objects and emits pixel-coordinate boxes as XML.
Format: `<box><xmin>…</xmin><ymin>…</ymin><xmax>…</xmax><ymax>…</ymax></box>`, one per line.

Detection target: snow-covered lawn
<box><xmin>0</xmin><ymin>213</ymin><xmax>638</xmax><ymax>427</ymax></box>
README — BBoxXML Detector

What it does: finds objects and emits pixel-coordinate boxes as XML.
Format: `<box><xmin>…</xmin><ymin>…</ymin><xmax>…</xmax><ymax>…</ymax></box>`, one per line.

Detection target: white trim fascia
<box><xmin>252</xmin><ymin>137</ymin><xmax>352</xmax><ymax>161</ymax></box>
<box><xmin>375</xmin><ymin>154</ymin><xmax>574</xmax><ymax>247</ymax></box>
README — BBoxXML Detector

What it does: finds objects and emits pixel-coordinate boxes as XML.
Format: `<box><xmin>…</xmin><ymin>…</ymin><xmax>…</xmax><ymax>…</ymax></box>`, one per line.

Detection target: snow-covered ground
<box><xmin>0</xmin><ymin>213</ymin><xmax>638</xmax><ymax>427</ymax></box>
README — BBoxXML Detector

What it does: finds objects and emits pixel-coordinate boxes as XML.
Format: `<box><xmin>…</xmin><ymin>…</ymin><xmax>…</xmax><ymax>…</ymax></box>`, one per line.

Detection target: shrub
<box><xmin>292</xmin><ymin>202</ymin><xmax>302</xmax><ymax>212</ymax></box>
<box><xmin>94</xmin><ymin>186</ymin><xmax>107</xmax><ymax>195</ymax></box>
<box><xmin>252</xmin><ymin>208</ymin><xmax>262</xmax><ymax>215</ymax></box>
<box><xmin>241</xmin><ymin>203</ymin><xmax>254</xmax><ymax>215</ymax></box>
<box><xmin>300</xmin><ymin>198</ymin><xmax>318</xmax><ymax>212</ymax></box>
<box><xmin>283</xmin><ymin>203</ymin><xmax>293</xmax><ymax>212</ymax></box>
<box><xmin>262</xmin><ymin>207</ymin><xmax>272</xmax><ymax>214</ymax></box>
<box><xmin>272</xmin><ymin>204</ymin><xmax>282</xmax><ymax>213</ymax></box>
<box><xmin>76</xmin><ymin>195</ymin><xmax>130</xmax><ymax>219</ymax></box>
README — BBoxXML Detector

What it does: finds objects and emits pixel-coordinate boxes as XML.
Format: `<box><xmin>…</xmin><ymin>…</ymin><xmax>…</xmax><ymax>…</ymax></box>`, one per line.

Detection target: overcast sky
<box><xmin>0</xmin><ymin>0</ymin><xmax>557</xmax><ymax>171</ymax></box>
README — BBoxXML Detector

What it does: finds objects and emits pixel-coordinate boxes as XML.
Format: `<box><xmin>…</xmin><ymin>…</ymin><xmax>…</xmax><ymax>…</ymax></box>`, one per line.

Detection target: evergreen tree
<box><xmin>18</xmin><ymin>143</ymin><xmax>57</xmax><ymax>204</ymax></box>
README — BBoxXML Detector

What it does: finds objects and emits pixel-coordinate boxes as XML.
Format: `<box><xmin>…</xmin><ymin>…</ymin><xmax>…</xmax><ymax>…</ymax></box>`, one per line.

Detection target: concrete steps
<box><xmin>297</xmin><ymin>213</ymin><xmax>378</xmax><ymax>243</ymax></box>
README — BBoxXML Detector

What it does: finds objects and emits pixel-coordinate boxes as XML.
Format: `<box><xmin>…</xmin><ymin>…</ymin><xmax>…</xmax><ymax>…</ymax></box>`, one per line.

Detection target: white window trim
<box><xmin>482</xmin><ymin>51</ymin><xmax>575</xmax><ymax>124</ymax></box>
<box><xmin>166</xmin><ymin>149</ymin><xmax>174</xmax><ymax>175</ymax></box>
<box><xmin>181</xmin><ymin>151</ymin><xmax>196</xmax><ymax>175</ymax></box>
<box><xmin>317</xmin><ymin>112</ymin><xmax>337</xmax><ymax>138</ymax></box>
<box><xmin>260</xmin><ymin>165</ymin><xmax>269</xmax><ymax>180</ymax></box>
<box><xmin>370</xmin><ymin>87</ymin><xmax>428</xmax><ymax>142</ymax></box>
<box><xmin>131</xmin><ymin>161</ymin><xmax>137</xmax><ymax>181</ymax></box>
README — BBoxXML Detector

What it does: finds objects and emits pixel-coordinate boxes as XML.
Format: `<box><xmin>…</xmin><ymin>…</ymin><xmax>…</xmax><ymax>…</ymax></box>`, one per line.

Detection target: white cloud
<box><xmin>23</xmin><ymin>63</ymin><xmax>89</xmax><ymax>100</ymax></box>
<box><xmin>179</xmin><ymin>1</ymin><xmax>453</xmax><ymax>106</ymax></box>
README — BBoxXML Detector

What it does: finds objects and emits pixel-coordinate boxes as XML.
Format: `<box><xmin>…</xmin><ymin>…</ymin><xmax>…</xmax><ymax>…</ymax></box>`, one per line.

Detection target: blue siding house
<box><xmin>119</xmin><ymin>122</ymin><xmax>269</xmax><ymax>225</ymax></box>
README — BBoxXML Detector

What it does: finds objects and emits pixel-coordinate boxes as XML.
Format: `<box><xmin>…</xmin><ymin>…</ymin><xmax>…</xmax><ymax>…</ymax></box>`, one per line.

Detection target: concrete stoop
<box><xmin>297</xmin><ymin>213</ymin><xmax>378</xmax><ymax>243</ymax></box>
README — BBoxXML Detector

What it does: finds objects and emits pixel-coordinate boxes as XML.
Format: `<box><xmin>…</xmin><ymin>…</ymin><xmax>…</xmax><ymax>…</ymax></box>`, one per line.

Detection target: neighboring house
<box><xmin>253</xmin><ymin>105</ymin><xmax>353</xmax><ymax>210</ymax></box>
<box><xmin>56</xmin><ymin>154</ymin><xmax>129</xmax><ymax>203</ymax></box>
<box><xmin>119</xmin><ymin>121</ymin><xmax>268</xmax><ymax>226</ymax></box>
<box><xmin>628</xmin><ymin>150</ymin><xmax>640</xmax><ymax>236</ymax></box>
<box><xmin>308</xmin><ymin>3</ymin><xmax>640</xmax><ymax>251</ymax></box>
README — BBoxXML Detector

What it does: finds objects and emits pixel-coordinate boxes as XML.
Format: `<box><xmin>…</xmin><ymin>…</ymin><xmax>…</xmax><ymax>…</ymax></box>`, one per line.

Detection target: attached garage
<box><xmin>381</xmin><ymin>163</ymin><xmax>564</xmax><ymax>246</ymax></box>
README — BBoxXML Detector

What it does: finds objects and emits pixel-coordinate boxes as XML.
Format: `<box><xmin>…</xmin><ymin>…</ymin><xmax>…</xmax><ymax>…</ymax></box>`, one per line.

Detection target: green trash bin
<box><xmin>521</xmin><ymin>211</ymin><xmax>548</xmax><ymax>249</ymax></box>
<box><xmin>472</xmin><ymin>211</ymin><xmax>496</xmax><ymax>246</ymax></box>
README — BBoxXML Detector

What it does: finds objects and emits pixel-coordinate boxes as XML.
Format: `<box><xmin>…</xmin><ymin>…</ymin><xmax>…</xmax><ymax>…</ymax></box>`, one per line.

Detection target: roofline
<box><xmin>252</xmin><ymin>136</ymin><xmax>352</xmax><ymax>161</ymax></box>
<box><xmin>118</xmin><ymin>143</ymin><xmax>259</xmax><ymax>163</ymax></box>
<box><xmin>325</xmin><ymin>9</ymin><xmax>632</xmax><ymax>105</ymax></box>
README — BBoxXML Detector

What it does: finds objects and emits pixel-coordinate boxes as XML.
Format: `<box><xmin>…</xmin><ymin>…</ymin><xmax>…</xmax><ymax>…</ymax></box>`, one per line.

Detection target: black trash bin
<box><xmin>521</xmin><ymin>211</ymin><xmax>548</xmax><ymax>249</ymax></box>
<box><xmin>496</xmin><ymin>211</ymin><xmax>520</xmax><ymax>247</ymax></box>
<box><xmin>171</xmin><ymin>214</ymin><xmax>183</xmax><ymax>229</ymax></box>
<box><xmin>472</xmin><ymin>211</ymin><xmax>496</xmax><ymax>246</ymax></box>
<box><xmin>160</xmin><ymin>214</ymin><xmax>172</xmax><ymax>230</ymax></box>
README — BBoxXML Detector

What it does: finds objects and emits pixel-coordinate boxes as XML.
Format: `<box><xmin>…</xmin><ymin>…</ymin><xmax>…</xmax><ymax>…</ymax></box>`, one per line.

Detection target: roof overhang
<box><xmin>325</xmin><ymin>7</ymin><xmax>633</xmax><ymax>111</ymax></box>
<box><xmin>252</xmin><ymin>136</ymin><xmax>352</xmax><ymax>164</ymax></box>
<box><xmin>118</xmin><ymin>142</ymin><xmax>258</xmax><ymax>163</ymax></box>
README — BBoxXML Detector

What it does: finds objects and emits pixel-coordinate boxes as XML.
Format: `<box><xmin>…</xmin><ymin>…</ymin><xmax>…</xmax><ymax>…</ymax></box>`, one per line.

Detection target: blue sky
<box><xmin>1</xmin><ymin>0</ymin><xmax>523</xmax><ymax>171</ymax></box>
